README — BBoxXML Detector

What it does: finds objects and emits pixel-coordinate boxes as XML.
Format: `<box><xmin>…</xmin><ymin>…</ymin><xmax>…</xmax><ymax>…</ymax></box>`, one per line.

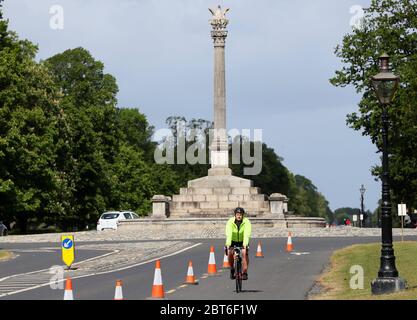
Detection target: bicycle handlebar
<box><xmin>233</xmin><ymin>247</ymin><xmax>242</xmax><ymax>254</ymax></box>
<box><xmin>225</xmin><ymin>245</ymin><xmax>248</xmax><ymax>255</ymax></box>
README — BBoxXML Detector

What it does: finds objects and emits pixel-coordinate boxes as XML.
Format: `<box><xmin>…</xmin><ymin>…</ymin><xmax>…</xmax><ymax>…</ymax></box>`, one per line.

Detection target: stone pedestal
<box><xmin>151</xmin><ymin>195</ymin><xmax>170</xmax><ymax>218</ymax></box>
<box><xmin>269</xmin><ymin>193</ymin><xmax>287</xmax><ymax>218</ymax></box>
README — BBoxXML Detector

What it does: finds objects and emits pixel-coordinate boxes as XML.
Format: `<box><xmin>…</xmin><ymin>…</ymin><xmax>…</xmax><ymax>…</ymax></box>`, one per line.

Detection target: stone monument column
<box><xmin>167</xmin><ymin>6</ymin><xmax>277</xmax><ymax>219</ymax></box>
<box><xmin>208</xmin><ymin>5</ymin><xmax>232</xmax><ymax>176</ymax></box>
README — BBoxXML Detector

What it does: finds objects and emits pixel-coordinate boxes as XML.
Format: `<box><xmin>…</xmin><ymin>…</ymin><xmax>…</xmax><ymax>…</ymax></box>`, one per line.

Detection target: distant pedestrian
<box><xmin>345</xmin><ymin>218</ymin><xmax>351</xmax><ymax>226</ymax></box>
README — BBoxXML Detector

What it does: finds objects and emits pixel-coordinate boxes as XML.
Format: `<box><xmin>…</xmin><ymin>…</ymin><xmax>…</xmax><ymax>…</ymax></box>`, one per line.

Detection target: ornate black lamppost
<box><xmin>370</xmin><ymin>54</ymin><xmax>406</xmax><ymax>295</ymax></box>
<box><xmin>360</xmin><ymin>184</ymin><xmax>366</xmax><ymax>228</ymax></box>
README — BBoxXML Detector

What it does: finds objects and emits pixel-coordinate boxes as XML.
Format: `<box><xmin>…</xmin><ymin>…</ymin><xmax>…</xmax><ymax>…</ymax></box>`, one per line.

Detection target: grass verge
<box><xmin>310</xmin><ymin>241</ymin><xmax>417</xmax><ymax>300</ymax></box>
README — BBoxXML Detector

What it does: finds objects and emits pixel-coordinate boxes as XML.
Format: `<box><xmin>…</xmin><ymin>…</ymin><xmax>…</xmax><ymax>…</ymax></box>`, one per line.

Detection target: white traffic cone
<box><xmin>63</xmin><ymin>278</ymin><xmax>74</xmax><ymax>300</ymax></box>
<box><xmin>151</xmin><ymin>260</ymin><xmax>165</xmax><ymax>298</ymax></box>
<box><xmin>207</xmin><ymin>246</ymin><xmax>217</xmax><ymax>275</ymax></box>
<box><xmin>184</xmin><ymin>260</ymin><xmax>198</xmax><ymax>285</ymax></box>
<box><xmin>286</xmin><ymin>232</ymin><xmax>294</xmax><ymax>252</ymax></box>
<box><xmin>223</xmin><ymin>252</ymin><xmax>231</xmax><ymax>268</ymax></box>
<box><xmin>256</xmin><ymin>241</ymin><xmax>264</xmax><ymax>258</ymax></box>
<box><xmin>114</xmin><ymin>280</ymin><xmax>124</xmax><ymax>300</ymax></box>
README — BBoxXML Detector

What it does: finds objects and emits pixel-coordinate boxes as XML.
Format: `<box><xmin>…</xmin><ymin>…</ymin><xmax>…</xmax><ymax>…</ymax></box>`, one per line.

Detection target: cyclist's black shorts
<box><xmin>229</xmin><ymin>241</ymin><xmax>249</xmax><ymax>251</ymax></box>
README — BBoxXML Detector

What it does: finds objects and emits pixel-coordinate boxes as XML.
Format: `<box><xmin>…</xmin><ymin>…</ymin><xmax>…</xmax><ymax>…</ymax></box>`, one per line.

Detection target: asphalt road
<box><xmin>0</xmin><ymin>243</ymin><xmax>111</xmax><ymax>279</ymax></box>
<box><xmin>2</xmin><ymin>236</ymin><xmax>416</xmax><ymax>300</ymax></box>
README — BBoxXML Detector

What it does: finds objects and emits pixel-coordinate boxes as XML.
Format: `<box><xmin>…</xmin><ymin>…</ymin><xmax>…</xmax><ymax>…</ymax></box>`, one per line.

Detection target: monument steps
<box><xmin>171</xmin><ymin>174</ymin><xmax>270</xmax><ymax>217</ymax></box>
<box><xmin>179</xmin><ymin>187</ymin><xmax>262</xmax><ymax>196</ymax></box>
<box><xmin>172</xmin><ymin>194</ymin><xmax>268</xmax><ymax>202</ymax></box>
<box><xmin>187</xmin><ymin>175</ymin><xmax>253</xmax><ymax>188</ymax></box>
<box><xmin>169</xmin><ymin>209</ymin><xmax>267</xmax><ymax>218</ymax></box>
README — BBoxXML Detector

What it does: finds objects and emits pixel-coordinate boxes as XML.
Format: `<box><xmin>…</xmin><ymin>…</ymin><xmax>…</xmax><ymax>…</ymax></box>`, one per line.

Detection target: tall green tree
<box><xmin>44</xmin><ymin>50</ymin><xmax>184</xmax><ymax>227</ymax></box>
<box><xmin>116</xmin><ymin>108</ymin><xmax>156</xmax><ymax>162</ymax></box>
<box><xmin>162</xmin><ymin>116</ymin><xmax>211</xmax><ymax>183</ymax></box>
<box><xmin>0</xmin><ymin>2</ymin><xmax>61</xmax><ymax>232</ymax></box>
<box><xmin>109</xmin><ymin>144</ymin><xmax>182</xmax><ymax>215</ymax></box>
<box><xmin>330</xmin><ymin>0</ymin><xmax>417</xmax><ymax>210</ymax></box>
<box><xmin>230</xmin><ymin>138</ymin><xmax>293</xmax><ymax>197</ymax></box>
<box><xmin>109</xmin><ymin>109</ymin><xmax>181</xmax><ymax>215</ymax></box>
<box><xmin>44</xmin><ymin>47</ymin><xmax>120</xmax><ymax>229</ymax></box>
<box><xmin>290</xmin><ymin>175</ymin><xmax>333</xmax><ymax>222</ymax></box>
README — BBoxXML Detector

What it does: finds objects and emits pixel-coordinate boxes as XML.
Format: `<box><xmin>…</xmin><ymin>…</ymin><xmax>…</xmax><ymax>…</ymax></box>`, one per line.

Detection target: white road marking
<box><xmin>10</xmin><ymin>249</ymin><xmax>57</xmax><ymax>253</ymax></box>
<box><xmin>290</xmin><ymin>252</ymin><xmax>310</xmax><ymax>256</ymax></box>
<box><xmin>0</xmin><ymin>242</ymin><xmax>202</xmax><ymax>298</ymax></box>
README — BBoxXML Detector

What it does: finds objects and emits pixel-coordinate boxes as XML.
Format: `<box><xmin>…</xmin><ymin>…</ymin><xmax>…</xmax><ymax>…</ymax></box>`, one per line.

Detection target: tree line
<box><xmin>0</xmin><ymin>2</ymin><xmax>333</xmax><ymax>233</ymax></box>
<box><xmin>158</xmin><ymin>116</ymin><xmax>334</xmax><ymax>223</ymax></box>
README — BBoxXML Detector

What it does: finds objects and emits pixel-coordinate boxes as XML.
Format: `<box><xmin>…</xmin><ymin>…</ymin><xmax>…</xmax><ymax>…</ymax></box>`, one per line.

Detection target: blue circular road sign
<box><xmin>62</xmin><ymin>239</ymin><xmax>73</xmax><ymax>249</ymax></box>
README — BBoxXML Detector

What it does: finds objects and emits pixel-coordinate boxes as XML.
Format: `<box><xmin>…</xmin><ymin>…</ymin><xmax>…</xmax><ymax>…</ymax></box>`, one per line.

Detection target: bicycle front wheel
<box><xmin>235</xmin><ymin>259</ymin><xmax>242</xmax><ymax>293</ymax></box>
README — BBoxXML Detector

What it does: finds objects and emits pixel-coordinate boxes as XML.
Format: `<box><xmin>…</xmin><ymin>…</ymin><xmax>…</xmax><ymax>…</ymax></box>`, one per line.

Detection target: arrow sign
<box><xmin>62</xmin><ymin>239</ymin><xmax>73</xmax><ymax>249</ymax></box>
<box><xmin>61</xmin><ymin>235</ymin><xmax>75</xmax><ymax>268</ymax></box>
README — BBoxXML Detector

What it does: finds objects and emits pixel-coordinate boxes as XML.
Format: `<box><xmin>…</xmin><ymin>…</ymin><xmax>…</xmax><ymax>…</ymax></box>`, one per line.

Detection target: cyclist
<box><xmin>225</xmin><ymin>207</ymin><xmax>252</xmax><ymax>280</ymax></box>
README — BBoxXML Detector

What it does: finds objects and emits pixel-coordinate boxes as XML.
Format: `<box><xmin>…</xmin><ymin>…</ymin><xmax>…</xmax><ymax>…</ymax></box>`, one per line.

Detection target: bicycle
<box><xmin>233</xmin><ymin>246</ymin><xmax>243</xmax><ymax>293</ymax></box>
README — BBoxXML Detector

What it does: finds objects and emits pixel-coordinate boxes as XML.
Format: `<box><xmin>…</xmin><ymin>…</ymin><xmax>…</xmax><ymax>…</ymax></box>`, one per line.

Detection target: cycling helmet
<box><xmin>234</xmin><ymin>207</ymin><xmax>245</xmax><ymax>215</ymax></box>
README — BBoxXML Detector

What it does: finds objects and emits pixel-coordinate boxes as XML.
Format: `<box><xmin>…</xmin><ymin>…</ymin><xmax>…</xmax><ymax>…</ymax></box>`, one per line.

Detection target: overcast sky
<box><xmin>4</xmin><ymin>0</ymin><xmax>381</xmax><ymax>212</ymax></box>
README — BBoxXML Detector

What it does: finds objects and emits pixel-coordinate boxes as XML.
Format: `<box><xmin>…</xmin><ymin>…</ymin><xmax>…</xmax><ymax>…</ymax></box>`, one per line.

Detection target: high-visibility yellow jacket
<box><xmin>225</xmin><ymin>217</ymin><xmax>252</xmax><ymax>247</ymax></box>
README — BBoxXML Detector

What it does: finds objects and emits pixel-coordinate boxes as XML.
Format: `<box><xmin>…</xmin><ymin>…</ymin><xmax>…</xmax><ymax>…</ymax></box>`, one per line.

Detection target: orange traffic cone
<box><xmin>286</xmin><ymin>232</ymin><xmax>294</xmax><ymax>252</ymax></box>
<box><xmin>207</xmin><ymin>246</ymin><xmax>217</xmax><ymax>275</ymax></box>
<box><xmin>63</xmin><ymin>277</ymin><xmax>74</xmax><ymax>300</ymax></box>
<box><xmin>114</xmin><ymin>279</ymin><xmax>124</xmax><ymax>300</ymax></box>
<box><xmin>256</xmin><ymin>241</ymin><xmax>264</xmax><ymax>258</ymax></box>
<box><xmin>184</xmin><ymin>260</ymin><xmax>198</xmax><ymax>285</ymax></box>
<box><xmin>223</xmin><ymin>252</ymin><xmax>231</xmax><ymax>268</ymax></box>
<box><xmin>151</xmin><ymin>260</ymin><xmax>165</xmax><ymax>298</ymax></box>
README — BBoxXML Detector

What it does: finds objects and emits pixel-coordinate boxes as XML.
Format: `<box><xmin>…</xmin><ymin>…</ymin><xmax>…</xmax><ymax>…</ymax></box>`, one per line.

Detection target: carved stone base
<box><xmin>208</xmin><ymin>167</ymin><xmax>232</xmax><ymax>176</ymax></box>
<box><xmin>170</xmin><ymin>174</ymin><xmax>270</xmax><ymax>218</ymax></box>
<box><xmin>371</xmin><ymin>277</ymin><xmax>407</xmax><ymax>295</ymax></box>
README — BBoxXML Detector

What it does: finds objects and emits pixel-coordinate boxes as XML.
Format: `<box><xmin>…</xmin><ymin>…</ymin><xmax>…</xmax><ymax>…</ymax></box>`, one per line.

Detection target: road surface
<box><xmin>1</xmin><ymin>236</ymin><xmax>415</xmax><ymax>300</ymax></box>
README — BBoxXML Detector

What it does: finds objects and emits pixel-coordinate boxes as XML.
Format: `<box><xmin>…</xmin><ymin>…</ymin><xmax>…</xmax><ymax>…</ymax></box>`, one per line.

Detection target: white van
<box><xmin>96</xmin><ymin>211</ymin><xmax>139</xmax><ymax>231</ymax></box>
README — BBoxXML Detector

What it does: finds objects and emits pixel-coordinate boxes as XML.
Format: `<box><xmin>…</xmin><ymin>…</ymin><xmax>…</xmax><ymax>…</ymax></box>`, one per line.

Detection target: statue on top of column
<box><xmin>208</xmin><ymin>5</ymin><xmax>230</xmax><ymax>20</ymax></box>
<box><xmin>209</xmin><ymin>5</ymin><xmax>229</xmax><ymax>33</ymax></box>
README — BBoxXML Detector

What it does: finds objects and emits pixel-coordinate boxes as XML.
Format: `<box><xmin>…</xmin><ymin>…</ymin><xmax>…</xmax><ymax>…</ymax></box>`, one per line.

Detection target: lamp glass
<box><xmin>372</xmin><ymin>78</ymin><xmax>399</xmax><ymax>105</ymax></box>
